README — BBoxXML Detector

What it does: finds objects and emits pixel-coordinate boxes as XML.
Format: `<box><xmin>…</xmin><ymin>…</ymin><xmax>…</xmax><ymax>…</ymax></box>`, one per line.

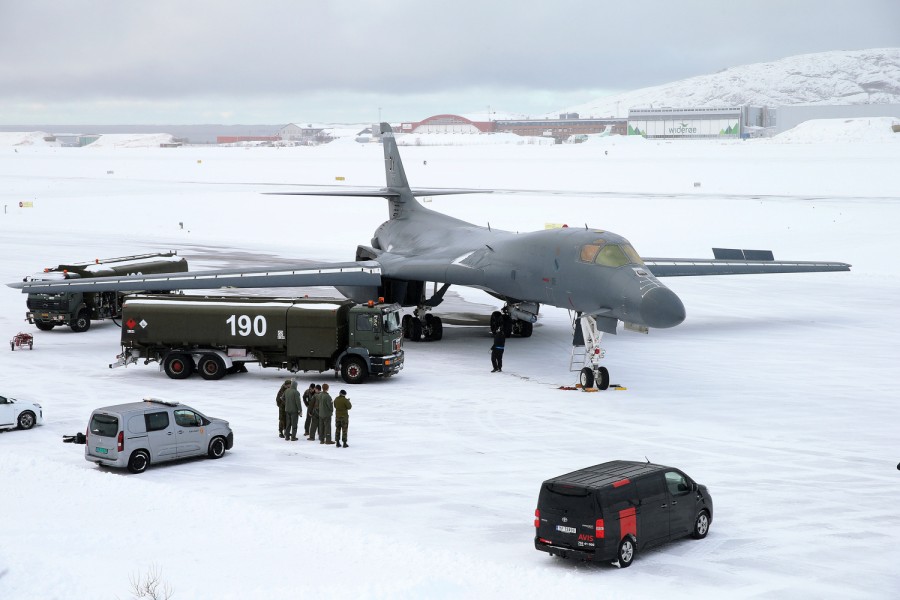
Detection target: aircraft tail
<box><xmin>380</xmin><ymin>122</ymin><xmax>418</xmax><ymax>219</ymax></box>
<box><xmin>381</xmin><ymin>123</ymin><xmax>410</xmax><ymax>190</ymax></box>
<box><xmin>267</xmin><ymin>123</ymin><xmax>484</xmax><ymax>221</ymax></box>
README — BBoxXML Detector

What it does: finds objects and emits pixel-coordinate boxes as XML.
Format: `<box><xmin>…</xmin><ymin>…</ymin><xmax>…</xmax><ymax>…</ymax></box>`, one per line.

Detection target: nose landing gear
<box><xmin>571</xmin><ymin>313</ymin><xmax>611</xmax><ymax>390</ymax></box>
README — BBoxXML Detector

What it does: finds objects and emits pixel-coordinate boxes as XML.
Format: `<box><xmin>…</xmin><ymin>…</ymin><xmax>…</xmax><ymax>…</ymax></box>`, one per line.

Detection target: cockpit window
<box><xmin>594</xmin><ymin>244</ymin><xmax>644</xmax><ymax>268</ymax></box>
<box><xmin>580</xmin><ymin>241</ymin><xmax>644</xmax><ymax>268</ymax></box>
<box><xmin>594</xmin><ymin>244</ymin><xmax>630</xmax><ymax>267</ymax></box>
<box><xmin>579</xmin><ymin>240</ymin><xmax>606</xmax><ymax>263</ymax></box>
<box><xmin>621</xmin><ymin>244</ymin><xmax>644</xmax><ymax>265</ymax></box>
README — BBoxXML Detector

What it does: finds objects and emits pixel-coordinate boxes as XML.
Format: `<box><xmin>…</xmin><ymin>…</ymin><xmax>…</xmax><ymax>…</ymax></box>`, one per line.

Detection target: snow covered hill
<box><xmin>563</xmin><ymin>48</ymin><xmax>900</xmax><ymax>117</ymax></box>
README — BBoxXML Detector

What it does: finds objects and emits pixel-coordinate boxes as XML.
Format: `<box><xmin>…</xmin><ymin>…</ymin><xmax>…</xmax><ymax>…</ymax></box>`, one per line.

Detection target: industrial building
<box><xmin>277</xmin><ymin>123</ymin><xmax>333</xmax><ymax>145</ymax></box>
<box><xmin>399</xmin><ymin>114</ymin><xmax>493</xmax><ymax>134</ymax></box>
<box><xmin>494</xmin><ymin>116</ymin><xmax>626</xmax><ymax>142</ymax></box>
<box><xmin>774</xmin><ymin>104</ymin><xmax>900</xmax><ymax>133</ymax></box>
<box><xmin>399</xmin><ymin>113</ymin><xmax>626</xmax><ymax>143</ymax></box>
<box><xmin>626</xmin><ymin>107</ymin><xmax>763</xmax><ymax>139</ymax></box>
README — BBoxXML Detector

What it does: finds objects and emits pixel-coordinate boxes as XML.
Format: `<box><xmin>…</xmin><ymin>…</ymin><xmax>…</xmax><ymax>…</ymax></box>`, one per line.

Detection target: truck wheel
<box><xmin>127</xmin><ymin>450</ymin><xmax>150</xmax><ymax>474</ymax></box>
<box><xmin>579</xmin><ymin>367</ymin><xmax>594</xmax><ymax>389</ymax></box>
<box><xmin>341</xmin><ymin>357</ymin><xmax>367</xmax><ymax>384</ymax></box>
<box><xmin>70</xmin><ymin>310</ymin><xmax>91</xmax><ymax>333</ymax></box>
<box><xmin>198</xmin><ymin>354</ymin><xmax>226</xmax><ymax>380</ymax></box>
<box><xmin>164</xmin><ymin>353</ymin><xmax>193</xmax><ymax>379</ymax></box>
<box><xmin>35</xmin><ymin>322</ymin><xmax>55</xmax><ymax>331</ymax></box>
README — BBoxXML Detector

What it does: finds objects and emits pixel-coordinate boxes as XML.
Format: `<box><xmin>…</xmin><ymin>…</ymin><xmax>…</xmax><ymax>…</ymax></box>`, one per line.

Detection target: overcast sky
<box><xmin>1</xmin><ymin>0</ymin><xmax>898</xmax><ymax>125</ymax></box>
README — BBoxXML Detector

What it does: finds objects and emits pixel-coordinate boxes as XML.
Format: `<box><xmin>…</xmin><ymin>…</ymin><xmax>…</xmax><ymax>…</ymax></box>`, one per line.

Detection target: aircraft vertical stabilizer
<box><xmin>380</xmin><ymin>122</ymin><xmax>419</xmax><ymax>220</ymax></box>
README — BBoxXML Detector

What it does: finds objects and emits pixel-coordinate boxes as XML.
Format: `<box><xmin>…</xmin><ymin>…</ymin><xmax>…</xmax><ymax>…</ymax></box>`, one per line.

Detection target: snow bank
<box><xmin>0</xmin><ymin>131</ymin><xmax>59</xmax><ymax>146</ymax></box>
<box><xmin>86</xmin><ymin>133</ymin><xmax>176</xmax><ymax>148</ymax></box>
<box><xmin>771</xmin><ymin>116</ymin><xmax>900</xmax><ymax>143</ymax></box>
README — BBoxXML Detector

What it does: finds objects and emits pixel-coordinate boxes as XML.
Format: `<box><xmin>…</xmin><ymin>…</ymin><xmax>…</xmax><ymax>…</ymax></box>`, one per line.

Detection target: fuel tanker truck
<box><xmin>23</xmin><ymin>252</ymin><xmax>188</xmax><ymax>332</ymax></box>
<box><xmin>110</xmin><ymin>294</ymin><xmax>405</xmax><ymax>384</ymax></box>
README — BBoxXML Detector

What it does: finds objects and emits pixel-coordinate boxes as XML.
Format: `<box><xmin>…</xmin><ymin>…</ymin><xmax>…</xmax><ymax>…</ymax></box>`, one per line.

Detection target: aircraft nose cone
<box><xmin>640</xmin><ymin>286</ymin><xmax>686</xmax><ymax>328</ymax></box>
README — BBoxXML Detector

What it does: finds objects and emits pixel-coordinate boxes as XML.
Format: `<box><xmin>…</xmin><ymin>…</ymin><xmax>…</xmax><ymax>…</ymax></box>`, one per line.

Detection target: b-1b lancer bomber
<box><xmin>10</xmin><ymin>124</ymin><xmax>850</xmax><ymax>388</ymax></box>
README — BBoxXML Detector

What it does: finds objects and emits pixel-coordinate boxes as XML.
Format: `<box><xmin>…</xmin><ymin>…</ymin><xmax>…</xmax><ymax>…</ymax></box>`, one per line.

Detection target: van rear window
<box><xmin>540</xmin><ymin>484</ymin><xmax>601</xmax><ymax>518</ymax></box>
<box><xmin>89</xmin><ymin>414</ymin><xmax>119</xmax><ymax>437</ymax></box>
<box><xmin>544</xmin><ymin>483</ymin><xmax>591</xmax><ymax>497</ymax></box>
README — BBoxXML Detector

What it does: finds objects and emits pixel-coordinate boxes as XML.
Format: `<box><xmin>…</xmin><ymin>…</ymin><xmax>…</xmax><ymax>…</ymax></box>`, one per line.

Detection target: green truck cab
<box><xmin>112</xmin><ymin>295</ymin><xmax>404</xmax><ymax>384</ymax></box>
<box><xmin>23</xmin><ymin>252</ymin><xmax>188</xmax><ymax>332</ymax></box>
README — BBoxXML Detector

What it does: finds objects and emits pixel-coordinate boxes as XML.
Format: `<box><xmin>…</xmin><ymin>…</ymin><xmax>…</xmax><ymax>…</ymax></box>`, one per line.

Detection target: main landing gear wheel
<box><xmin>164</xmin><ymin>353</ymin><xmax>193</xmax><ymax>380</ymax></box>
<box><xmin>402</xmin><ymin>314</ymin><xmax>413</xmax><ymax>339</ymax></box>
<box><xmin>409</xmin><ymin>318</ymin><xmax>423</xmax><ymax>341</ymax></box>
<box><xmin>514</xmin><ymin>321</ymin><xmax>533</xmax><ymax>338</ymax></box>
<box><xmin>423</xmin><ymin>314</ymin><xmax>443</xmax><ymax>341</ymax></box>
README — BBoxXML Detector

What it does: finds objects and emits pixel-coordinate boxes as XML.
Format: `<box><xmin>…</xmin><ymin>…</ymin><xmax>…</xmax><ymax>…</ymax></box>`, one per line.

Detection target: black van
<box><xmin>534</xmin><ymin>460</ymin><xmax>713</xmax><ymax>567</ymax></box>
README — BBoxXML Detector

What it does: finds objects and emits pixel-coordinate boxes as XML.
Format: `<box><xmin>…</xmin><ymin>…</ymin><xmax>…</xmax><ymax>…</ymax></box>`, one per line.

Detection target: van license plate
<box><xmin>95</xmin><ymin>447</ymin><xmax>108</xmax><ymax>454</ymax></box>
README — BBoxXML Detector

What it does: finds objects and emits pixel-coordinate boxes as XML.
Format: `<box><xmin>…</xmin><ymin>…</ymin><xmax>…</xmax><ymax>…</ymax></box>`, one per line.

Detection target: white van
<box><xmin>85</xmin><ymin>398</ymin><xmax>233</xmax><ymax>474</ymax></box>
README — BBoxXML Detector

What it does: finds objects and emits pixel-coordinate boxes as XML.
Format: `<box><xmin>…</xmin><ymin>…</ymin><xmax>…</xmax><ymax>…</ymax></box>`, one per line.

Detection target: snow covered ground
<box><xmin>1</xmin><ymin>123</ymin><xmax>899</xmax><ymax>599</ymax></box>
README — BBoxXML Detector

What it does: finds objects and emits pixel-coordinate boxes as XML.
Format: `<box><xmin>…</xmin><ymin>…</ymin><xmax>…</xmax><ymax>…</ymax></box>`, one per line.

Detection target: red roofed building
<box><xmin>400</xmin><ymin>114</ymin><xmax>495</xmax><ymax>134</ymax></box>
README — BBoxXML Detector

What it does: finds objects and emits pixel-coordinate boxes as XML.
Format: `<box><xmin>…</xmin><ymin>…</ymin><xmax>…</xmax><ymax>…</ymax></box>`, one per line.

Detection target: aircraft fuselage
<box><xmin>371</xmin><ymin>200</ymin><xmax>686</xmax><ymax>331</ymax></box>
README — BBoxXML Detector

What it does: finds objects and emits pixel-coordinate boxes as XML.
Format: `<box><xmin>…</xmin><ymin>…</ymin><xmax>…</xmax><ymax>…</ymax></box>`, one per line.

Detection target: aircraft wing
<box><xmin>8</xmin><ymin>262</ymin><xmax>382</xmax><ymax>294</ymax></box>
<box><xmin>266</xmin><ymin>188</ymin><xmax>488</xmax><ymax>198</ymax></box>
<box><xmin>643</xmin><ymin>258</ymin><xmax>851</xmax><ymax>277</ymax></box>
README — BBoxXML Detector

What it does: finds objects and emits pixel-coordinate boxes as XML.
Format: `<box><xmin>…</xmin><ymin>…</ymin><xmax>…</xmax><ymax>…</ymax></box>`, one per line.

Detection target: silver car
<box><xmin>0</xmin><ymin>394</ymin><xmax>43</xmax><ymax>431</ymax></box>
<box><xmin>85</xmin><ymin>398</ymin><xmax>233</xmax><ymax>474</ymax></box>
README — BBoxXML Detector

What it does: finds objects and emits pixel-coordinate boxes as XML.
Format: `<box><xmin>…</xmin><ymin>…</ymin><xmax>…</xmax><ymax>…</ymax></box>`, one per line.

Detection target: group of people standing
<box><xmin>273</xmin><ymin>328</ymin><xmax>504</xmax><ymax>449</ymax></box>
<box><xmin>277</xmin><ymin>380</ymin><xmax>352</xmax><ymax>447</ymax></box>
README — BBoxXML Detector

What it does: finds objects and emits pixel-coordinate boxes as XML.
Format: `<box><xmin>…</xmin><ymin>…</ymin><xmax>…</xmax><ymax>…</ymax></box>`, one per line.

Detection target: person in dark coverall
<box><xmin>307</xmin><ymin>384</ymin><xmax>321</xmax><ymax>441</ymax></box>
<box><xmin>333</xmin><ymin>390</ymin><xmax>352</xmax><ymax>448</ymax></box>
<box><xmin>283</xmin><ymin>380</ymin><xmax>302</xmax><ymax>441</ymax></box>
<box><xmin>302</xmin><ymin>383</ymin><xmax>316</xmax><ymax>436</ymax></box>
<box><xmin>276</xmin><ymin>379</ymin><xmax>291</xmax><ymax>438</ymax></box>
<box><xmin>317</xmin><ymin>383</ymin><xmax>335</xmax><ymax>445</ymax></box>
<box><xmin>491</xmin><ymin>330</ymin><xmax>506</xmax><ymax>372</ymax></box>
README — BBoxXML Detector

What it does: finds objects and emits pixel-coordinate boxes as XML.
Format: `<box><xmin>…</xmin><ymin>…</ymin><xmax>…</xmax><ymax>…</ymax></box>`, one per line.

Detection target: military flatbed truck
<box><xmin>110</xmin><ymin>294</ymin><xmax>405</xmax><ymax>384</ymax></box>
<box><xmin>24</xmin><ymin>252</ymin><xmax>188</xmax><ymax>332</ymax></box>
